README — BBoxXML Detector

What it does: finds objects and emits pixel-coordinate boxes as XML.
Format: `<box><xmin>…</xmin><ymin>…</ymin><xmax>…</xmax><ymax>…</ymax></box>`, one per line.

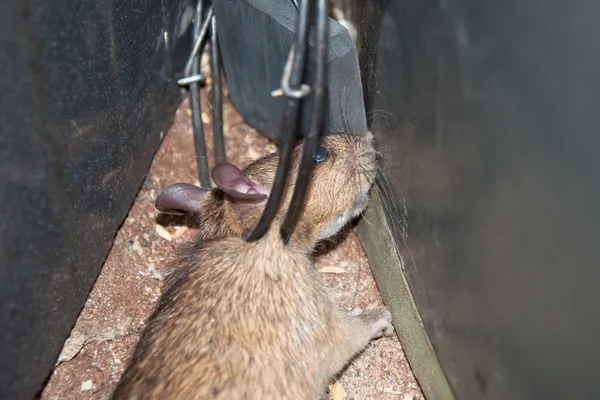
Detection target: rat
<box><xmin>112</xmin><ymin>131</ymin><xmax>394</xmax><ymax>400</ymax></box>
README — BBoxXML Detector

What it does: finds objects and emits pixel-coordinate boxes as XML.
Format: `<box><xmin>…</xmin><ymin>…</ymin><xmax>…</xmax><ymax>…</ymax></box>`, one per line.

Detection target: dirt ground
<box><xmin>40</xmin><ymin>84</ymin><xmax>424</xmax><ymax>399</ymax></box>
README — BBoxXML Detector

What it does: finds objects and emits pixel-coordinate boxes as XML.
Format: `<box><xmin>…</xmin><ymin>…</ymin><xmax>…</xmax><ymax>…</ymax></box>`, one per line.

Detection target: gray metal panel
<box><xmin>358</xmin><ymin>0</ymin><xmax>600</xmax><ymax>398</ymax></box>
<box><xmin>0</xmin><ymin>0</ymin><xmax>191</xmax><ymax>397</ymax></box>
<box><xmin>213</xmin><ymin>0</ymin><xmax>367</xmax><ymax>143</ymax></box>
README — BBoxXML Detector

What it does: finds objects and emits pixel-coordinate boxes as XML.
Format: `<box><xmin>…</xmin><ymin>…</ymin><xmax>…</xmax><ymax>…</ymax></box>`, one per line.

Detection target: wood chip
<box><xmin>56</xmin><ymin>330</ymin><xmax>87</xmax><ymax>365</ymax></box>
<box><xmin>330</xmin><ymin>381</ymin><xmax>345</xmax><ymax>400</ymax></box>
<box><xmin>155</xmin><ymin>225</ymin><xmax>172</xmax><ymax>241</ymax></box>
<box><xmin>318</xmin><ymin>265</ymin><xmax>347</xmax><ymax>274</ymax></box>
<box><xmin>377</xmin><ymin>386</ymin><xmax>403</xmax><ymax>395</ymax></box>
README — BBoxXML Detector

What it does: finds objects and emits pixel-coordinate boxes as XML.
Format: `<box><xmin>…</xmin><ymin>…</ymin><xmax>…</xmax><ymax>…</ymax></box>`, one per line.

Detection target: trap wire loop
<box><xmin>188</xmin><ymin>0</ymin><xmax>211</xmax><ymax>187</ymax></box>
<box><xmin>280</xmin><ymin>0</ymin><xmax>329</xmax><ymax>243</ymax></box>
<box><xmin>245</xmin><ymin>0</ymin><xmax>313</xmax><ymax>242</ymax></box>
<box><xmin>183</xmin><ymin>7</ymin><xmax>214</xmax><ymax>78</ymax></box>
<box><xmin>180</xmin><ymin>1</ymin><xmax>225</xmax><ymax>187</ymax></box>
<box><xmin>270</xmin><ymin>45</ymin><xmax>311</xmax><ymax>99</ymax></box>
<box><xmin>210</xmin><ymin>14</ymin><xmax>226</xmax><ymax>165</ymax></box>
<box><xmin>180</xmin><ymin>0</ymin><xmax>329</xmax><ymax>242</ymax></box>
<box><xmin>246</xmin><ymin>0</ymin><xmax>329</xmax><ymax>243</ymax></box>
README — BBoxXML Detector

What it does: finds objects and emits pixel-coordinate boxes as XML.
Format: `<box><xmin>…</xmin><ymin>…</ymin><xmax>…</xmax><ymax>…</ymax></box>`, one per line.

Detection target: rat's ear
<box><xmin>211</xmin><ymin>163</ymin><xmax>269</xmax><ymax>205</ymax></box>
<box><xmin>155</xmin><ymin>183</ymin><xmax>210</xmax><ymax>214</ymax></box>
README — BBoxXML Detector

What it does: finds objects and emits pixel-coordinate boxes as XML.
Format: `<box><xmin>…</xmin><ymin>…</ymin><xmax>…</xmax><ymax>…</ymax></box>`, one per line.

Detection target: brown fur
<box><xmin>112</xmin><ymin>132</ymin><xmax>394</xmax><ymax>400</ymax></box>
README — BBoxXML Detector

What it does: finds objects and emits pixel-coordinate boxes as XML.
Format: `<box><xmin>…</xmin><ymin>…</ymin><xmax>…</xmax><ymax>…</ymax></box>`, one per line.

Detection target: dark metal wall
<box><xmin>0</xmin><ymin>0</ymin><xmax>191</xmax><ymax>397</ymax></box>
<box><xmin>358</xmin><ymin>0</ymin><xmax>600</xmax><ymax>399</ymax></box>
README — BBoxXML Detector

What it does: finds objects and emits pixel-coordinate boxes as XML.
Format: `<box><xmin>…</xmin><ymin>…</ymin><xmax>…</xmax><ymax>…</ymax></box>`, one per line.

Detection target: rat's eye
<box><xmin>313</xmin><ymin>146</ymin><xmax>329</xmax><ymax>164</ymax></box>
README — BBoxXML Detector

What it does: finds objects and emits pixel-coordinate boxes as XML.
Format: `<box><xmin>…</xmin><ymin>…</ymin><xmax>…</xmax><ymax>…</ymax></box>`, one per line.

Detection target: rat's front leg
<box><xmin>357</xmin><ymin>307</ymin><xmax>396</xmax><ymax>340</ymax></box>
<box><xmin>322</xmin><ymin>306</ymin><xmax>396</xmax><ymax>383</ymax></box>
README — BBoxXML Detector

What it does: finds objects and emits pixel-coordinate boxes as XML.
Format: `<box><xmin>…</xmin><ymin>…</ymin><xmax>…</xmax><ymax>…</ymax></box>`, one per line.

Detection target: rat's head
<box><xmin>154</xmin><ymin>132</ymin><xmax>376</xmax><ymax>247</ymax></box>
<box><xmin>279</xmin><ymin>131</ymin><xmax>377</xmax><ymax>247</ymax></box>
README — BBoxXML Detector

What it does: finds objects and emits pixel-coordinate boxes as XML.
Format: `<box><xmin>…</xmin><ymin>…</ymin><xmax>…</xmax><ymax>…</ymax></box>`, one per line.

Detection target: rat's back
<box><xmin>112</xmin><ymin>235</ymin><xmax>342</xmax><ymax>400</ymax></box>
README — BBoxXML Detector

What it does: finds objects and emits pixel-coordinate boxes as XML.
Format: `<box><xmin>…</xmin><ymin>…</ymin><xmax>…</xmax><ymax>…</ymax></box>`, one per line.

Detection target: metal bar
<box><xmin>210</xmin><ymin>15</ymin><xmax>226</xmax><ymax>165</ymax></box>
<box><xmin>190</xmin><ymin>0</ymin><xmax>211</xmax><ymax>187</ymax></box>
<box><xmin>184</xmin><ymin>7</ymin><xmax>214</xmax><ymax>78</ymax></box>
<box><xmin>281</xmin><ymin>0</ymin><xmax>329</xmax><ymax>243</ymax></box>
<box><xmin>245</xmin><ymin>0</ymin><xmax>312</xmax><ymax>242</ymax></box>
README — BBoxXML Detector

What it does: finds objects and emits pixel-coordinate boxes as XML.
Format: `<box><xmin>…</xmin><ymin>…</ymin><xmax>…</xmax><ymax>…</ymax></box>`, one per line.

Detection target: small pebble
<box><xmin>348</xmin><ymin>308</ymin><xmax>363</xmax><ymax>317</ymax></box>
<box><xmin>80</xmin><ymin>380</ymin><xmax>94</xmax><ymax>391</ymax></box>
<box><xmin>130</xmin><ymin>240</ymin><xmax>143</xmax><ymax>256</ymax></box>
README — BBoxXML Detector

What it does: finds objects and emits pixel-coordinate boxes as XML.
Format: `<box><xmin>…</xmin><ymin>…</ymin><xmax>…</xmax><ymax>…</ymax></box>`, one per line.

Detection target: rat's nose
<box><xmin>348</xmin><ymin>132</ymin><xmax>376</xmax><ymax>171</ymax></box>
<box><xmin>359</xmin><ymin>131</ymin><xmax>375</xmax><ymax>155</ymax></box>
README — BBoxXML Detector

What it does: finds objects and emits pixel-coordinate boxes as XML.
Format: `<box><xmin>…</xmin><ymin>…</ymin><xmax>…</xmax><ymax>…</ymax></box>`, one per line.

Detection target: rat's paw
<box><xmin>370</xmin><ymin>316</ymin><xmax>395</xmax><ymax>340</ymax></box>
<box><xmin>361</xmin><ymin>307</ymin><xmax>395</xmax><ymax>340</ymax></box>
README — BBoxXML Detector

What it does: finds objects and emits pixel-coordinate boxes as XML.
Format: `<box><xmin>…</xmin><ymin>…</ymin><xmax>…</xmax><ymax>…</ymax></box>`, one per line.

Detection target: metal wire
<box><xmin>210</xmin><ymin>15</ymin><xmax>226</xmax><ymax>165</ymax></box>
<box><xmin>245</xmin><ymin>0</ymin><xmax>312</xmax><ymax>242</ymax></box>
<box><xmin>280</xmin><ymin>0</ymin><xmax>329</xmax><ymax>243</ymax></box>
<box><xmin>270</xmin><ymin>45</ymin><xmax>311</xmax><ymax>98</ymax></box>
<box><xmin>184</xmin><ymin>7</ymin><xmax>214</xmax><ymax>78</ymax></box>
<box><xmin>189</xmin><ymin>0</ymin><xmax>211</xmax><ymax>187</ymax></box>
<box><xmin>177</xmin><ymin>74</ymin><xmax>207</xmax><ymax>85</ymax></box>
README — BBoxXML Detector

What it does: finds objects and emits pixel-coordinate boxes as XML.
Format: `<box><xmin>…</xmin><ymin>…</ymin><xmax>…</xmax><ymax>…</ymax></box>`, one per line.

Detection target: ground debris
<box><xmin>80</xmin><ymin>380</ymin><xmax>94</xmax><ymax>392</ymax></box>
<box><xmin>330</xmin><ymin>381</ymin><xmax>345</xmax><ymax>400</ymax></box>
<box><xmin>56</xmin><ymin>330</ymin><xmax>87</xmax><ymax>365</ymax></box>
<box><xmin>318</xmin><ymin>265</ymin><xmax>347</xmax><ymax>274</ymax></box>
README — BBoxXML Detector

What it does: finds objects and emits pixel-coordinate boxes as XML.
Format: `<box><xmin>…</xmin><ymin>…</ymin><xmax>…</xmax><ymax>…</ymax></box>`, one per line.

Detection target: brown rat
<box><xmin>112</xmin><ymin>131</ymin><xmax>394</xmax><ymax>400</ymax></box>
